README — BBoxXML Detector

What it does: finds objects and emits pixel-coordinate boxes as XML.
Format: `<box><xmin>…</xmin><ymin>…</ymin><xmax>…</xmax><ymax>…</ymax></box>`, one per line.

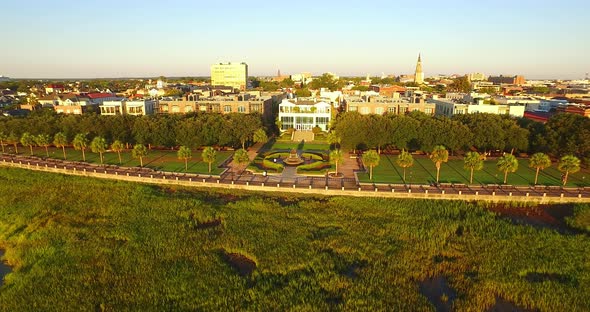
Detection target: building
<box><xmin>278</xmin><ymin>99</ymin><xmax>331</xmax><ymax>131</ymax></box>
<box><xmin>414</xmin><ymin>54</ymin><xmax>424</xmax><ymax>84</ymax></box>
<box><xmin>86</xmin><ymin>93</ymin><xmax>124</xmax><ymax>105</ymax></box>
<box><xmin>346</xmin><ymin>96</ymin><xmax>435</xmax><ymax>116</ymax></box>
<box><xmin>429</xmin><ymin>98</ymin><xmax>525</xmax><ymax>118</ymax></box>
<box><xmin>488</xmin><ymin>75</ymin><xmax>526</xmax><ymax>85</ymax></box>
<box><xmin>211</xmin><ymin>62</ymin><xmax>248</xmax><ymax>91</ymax></box>
<box><xmin>159</xmin><ymin>94</ymin><xmax>273</xmax><ymax>119</ymax></box>
<box><xmin>44</xmin><ymin>84</ymin><xmax>66</xmax><ymax>94</ymax></box>
<box><xmin>370</xmin><ymin>85</ymin><xmax>406</xmax><ymax>97</ymax></box>
<box><xmin>468</xmin><ymin>73</ymin><xmax>486</xmax><ymax>81</ymax></box>
<box><xmin>100</xmin><ymin>100</ymin><xmax>155</xmax><ymax>116</ymax></box>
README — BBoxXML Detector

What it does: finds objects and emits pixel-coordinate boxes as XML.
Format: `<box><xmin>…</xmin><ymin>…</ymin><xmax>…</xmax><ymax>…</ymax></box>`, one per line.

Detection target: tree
<box><xmin>0</xmin><ymin>132</ymin><xmax>6</xmax><ymax>153</ymax></box>
<box><xmin>233</xmin><ymin>148</ymin><xmax>250</xmax><ymax>174</ymax></box>
<box><xmin>362</xmin><ymin>150</ymin><xmax>380</xmax><ymax>180</ymax></box>
<box><xmin>20</xmin><ymin>132</ymin><xmax>35</xmax><ymax>155</ymax></box>
<box><xmin>449</xmin><ymin>76</ymin><xmax>471</xmax><ymax>92</ymax></box>
<box><xmin>430</xmin><ymin>145</ymin><xmax>449</xmax><ymax>183</ymax></box>
<box><xmin>91</xmin><ymin>136</ymin><xmax>108</xmax><ymax>164</ymax></box>
<box><xmin>463</xmin><ymin>151</ymin><xmax>484</xmax><ymax>184</ymax></box>
<box><xmin>329</xmin><ymin>149</ymin><xmax>344</xmax><ymax>176</ymax></box>
<box><xmin>73</xmin><ymin>133</ymin><xmax>89</xmax><ymax>161</ymax></box>
<box><xmin>53</xmin><ymin>132</ymin><xmax>68</xmax><ymax>160</ymax></box>
<box><xmin>528</xmin><ymin>152</ymin><xmax>551</xmax><ymax>185</ymax></box>
<box><xmin>35</xmin><ymin>134</ymin><xmax>51</xmax><ymax>157</ymax></box>
<box><xmin>177</xmin><ymin>146</ymin><xmax>192</xmax><ymax>172</ymax></box>
<box><xmin>110</xmin><ymin>140</ymin><xmax>125</xmax><ymax>164</ymax></box>
<box><xmin>397</xmin><ymin>150</ymin><xmax>414</xmax><ymax>183</ymax></box>
<box><xmin>557</xmin><ymin>155</ymin><xmax>581</xmax><ymax>186</ymax></box>
<box><xmin>7</xmin><ymin>132</ymin><xmax>19</xmax><ymax>154</ymax></box>
<box><xmin>327</xmin><ymin>131</ymin><xmax>341</xmax><ymax>149</ymax></box>
<box><xmin>253</xmin><ymin>128</ymin><xmax>268</xmax><ymax>145</ymax></box>
<box><xmin>202</xmin><ymin>146</ymin><xmax>217</xmax><ymax>173</ymax></box>
<box><xmin>497</xmin><ymin>154</ymin><xmax>519</xmax><ymax>184</ymax></box>
<box><xmin>132</xmin><ymin>144</ymin><xmax>148</xmax><ymax>167</ymax></box>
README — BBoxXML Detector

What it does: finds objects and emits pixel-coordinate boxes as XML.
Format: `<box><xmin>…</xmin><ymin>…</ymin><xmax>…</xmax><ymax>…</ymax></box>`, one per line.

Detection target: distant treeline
<box><xmin>332</xmin><ymin>111</ymin><xmax>590</xmax><ymax>165</ymax></box>
<box><xmin>0</xmin><ymin>111</ymin><xmax>263</xmax><ymax>149</ymax></box>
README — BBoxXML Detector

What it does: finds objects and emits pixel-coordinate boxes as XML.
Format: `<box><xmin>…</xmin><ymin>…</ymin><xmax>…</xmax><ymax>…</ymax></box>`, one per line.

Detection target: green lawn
<box><xmin>359</xmin><ymin>155</ymin><xmax>590</xmax><ymax>187</ymax></box>
<box><xmin>5</xmin><ymin>146</ymin><xmax>232</xmax><ymax>175</ymax></box>
<box><xmin>0</xmin><ymin>168</ymin><xmax>588</xmax><ymax>310</ymax></box>
<box><xmin>270</xmin><ymin>142</ymin><xmax>330</xmax><ymax>151</ymax></box>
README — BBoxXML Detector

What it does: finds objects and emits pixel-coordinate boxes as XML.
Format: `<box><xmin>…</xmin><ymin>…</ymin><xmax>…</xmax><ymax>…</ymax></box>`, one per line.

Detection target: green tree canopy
<box><xmin>73</xmin><ymin>133</ymin><xmax>89</xmax><ymax>161</ymax></box>
<box><xmin>463</xmin><ymin>151</ymin><xmax>484</xmax><ymax>184</ymax></box>
<box><xmin>132</xmin><ymin>144</ymin><xmax>148</xmax><ymax>167</ymax></box>
<box><xmin>362</xmin><ymin>150</ymin><xmax>380</xmax><ymax>180</ymax></box>
<box><xmin>430</xmin><ymin>145</ymin><xmax>449</xmax><ymax>183</ymax></box>
<box><xmin>177</xmin><ymin>146</ymin><xmax>192</xmax><ymax>172</ymax></box>
<box><xmin>110</xmin><ymin>140</ymin><xmax>125</xmax><ymax>164</ymax></box>
<box><xmin>90</xmin><ymin>136</ymin><xmax>108</xmax><ymax>164</ymax></box>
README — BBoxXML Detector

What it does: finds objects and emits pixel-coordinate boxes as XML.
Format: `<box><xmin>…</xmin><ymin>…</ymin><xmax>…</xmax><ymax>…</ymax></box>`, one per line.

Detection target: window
<box><xmin>375</xmin><ymin>107</ymin><xmax>384</xmax><ymax>114</ymax></box>
<box><xmin>224</xmin><ymin>105</ymin><xmax>232</xmax><ymax>113</ymax></box>
<box><xmin>250</xmin><ymin>103</ymin><xmax>261</xmax><ymax>112</ymax></box>
<box><xmin>349</xmin><ymin>106</ymin><xmax>357</xmax><ymax>112</ymax></box>
<box><xmin>238</xmin><ymin>106</ymin><xmax>245</xmax><ymax>113</ymax></box>
<box><xmin>361</xmin><ymin>107</ymin><xmax>369</xmax><ymax>114</ymax></box>
<box><xmin>172</xmin><ymin>105</ymin><xmax>180</xmax><ymax>113</ymax></box>
<box><xmin>185</xmin><ymin>106</ymin><xmax>193</xmax><ymax>113</ymax></box>
<box><xmin>161</xmin><ymin>104</ymin><xmax>169</xmax><ymax>112</ymax></box>
<box><xmin>388</xmin><ymin>107</ymin><xmax>397</xmax><ymax>114</ymax></box>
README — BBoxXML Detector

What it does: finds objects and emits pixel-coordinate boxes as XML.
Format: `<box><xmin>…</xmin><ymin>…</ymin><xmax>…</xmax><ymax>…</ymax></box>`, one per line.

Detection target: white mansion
<box><xmin>278</xmin><ymin>99</ymin><xmax>332</xmax><ymax>131</ymax></box>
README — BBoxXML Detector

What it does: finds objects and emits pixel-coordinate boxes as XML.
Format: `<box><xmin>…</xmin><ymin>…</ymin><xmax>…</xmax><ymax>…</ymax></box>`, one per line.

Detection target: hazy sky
<box><xmin>1</xmin><ymin>0</ymin><xmax>589</xmax><ymax>79</ymax></box>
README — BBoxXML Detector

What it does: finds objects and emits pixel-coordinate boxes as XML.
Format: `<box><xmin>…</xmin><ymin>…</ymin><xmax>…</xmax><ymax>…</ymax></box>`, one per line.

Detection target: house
<box><xmin>346</xmin><ymin>96</ymin><xmax>435</xmax><ymax>116</ymax></box>
<box><xmin>44</xmin><ymin>84</ymin><xmax>66</xmax><ymax>94</ymax></box>
<box><xmin>86</xmin><ymin>93</ymin><xmax>124</xmax><ymax>105</ymax></box>
<box><xmin>278</xmin><ymin>99</ymin><xmax>331</xmax><ymax>131</ymax></box>
<box><xmin>429</xmin><ymin>98</ymin><xmax>525</xmax><ymax>118</ymax></box>
<box><xmin>99</xmin><ymin>100</ymin><xmax>156</xmax><ymax>116</ymax></box>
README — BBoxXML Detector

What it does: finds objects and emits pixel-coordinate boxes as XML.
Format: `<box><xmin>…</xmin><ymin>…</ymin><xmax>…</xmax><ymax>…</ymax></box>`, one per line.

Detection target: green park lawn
<box><xmin>269</xmin><ymin>141</ymin><xmax>330</xmax><ymax>151</ymax></box>
<box><xmin>5</xmin><ymin>146</ymin><xmax>232</xmax><ymax>175</ymax></box>
<box><xmin>358</xmin><ymin>155</ymin><xmax>590</xmax><ymax>187</ymax></box>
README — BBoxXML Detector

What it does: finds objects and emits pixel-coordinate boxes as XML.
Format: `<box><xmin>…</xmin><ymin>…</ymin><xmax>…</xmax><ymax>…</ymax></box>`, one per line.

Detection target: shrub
<box><xmin>262</xmin><ymin>159</ymin><xmax>284</xmax><ymax>172</ymax></box>
<box><xmin>297</xmin><ymin>161</ymin><xmax>330</xmax><ymax>172</ymax></box>
<box><xmin>301</xmin><ymin>152</ymin><xmax>324</xmax><ymax>161</ymax></box>
<box><xmin>312</xmin><ymin>126</ymin><xmax>322</xmax><ymax>134</ymax></box>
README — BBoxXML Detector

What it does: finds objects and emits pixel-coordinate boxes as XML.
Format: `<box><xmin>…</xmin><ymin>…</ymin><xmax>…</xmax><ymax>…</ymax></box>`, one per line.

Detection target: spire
<box><xmin>414</xmin><ymin>53</ymin><xmax>424</xmax><ymax>84</ymax></box>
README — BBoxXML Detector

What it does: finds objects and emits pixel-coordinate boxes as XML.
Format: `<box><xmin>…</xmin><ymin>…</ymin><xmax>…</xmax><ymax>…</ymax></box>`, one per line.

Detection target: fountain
<box><xmin>283</xmin><ymin>149</ymin><xmax>304</xmax><ymax>166</ymax></box>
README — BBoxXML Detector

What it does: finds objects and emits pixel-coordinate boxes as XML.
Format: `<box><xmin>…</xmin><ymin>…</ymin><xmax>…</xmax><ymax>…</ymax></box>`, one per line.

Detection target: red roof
<box><xmin>47</xmin><ymin>84</ymin><xmax>65</xmax><ymax>89</ymax></box>
<box><xmin>87</xmin><ymin>93</ymin><xmax>115</xmax><ymax>99</ymax></box>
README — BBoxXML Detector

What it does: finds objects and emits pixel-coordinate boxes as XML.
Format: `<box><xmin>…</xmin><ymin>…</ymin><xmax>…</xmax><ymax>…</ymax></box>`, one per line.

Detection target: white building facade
<box><xmin>278</xmin><ymin>99</ymin><xmax>331</xmax><ymax>131</ymax></box>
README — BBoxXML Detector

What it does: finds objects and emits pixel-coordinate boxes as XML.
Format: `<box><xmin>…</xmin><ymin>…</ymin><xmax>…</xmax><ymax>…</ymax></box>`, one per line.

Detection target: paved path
<box><xmin>1</xmin><ymin>153</ymin><xmax>589</xmax><ymax>203</ymax></box>
<box><xmin>292</xmin><ymin>131</ymin><xmax>314</xmax><ymax>142</ymax></box>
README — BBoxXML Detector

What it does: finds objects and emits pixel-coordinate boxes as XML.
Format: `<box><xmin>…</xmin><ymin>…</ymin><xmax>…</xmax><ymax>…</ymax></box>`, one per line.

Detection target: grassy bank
<box><xmin>0</xmin><ymin>168</ymin><xmax>588</xmax><ymax>310</ymax></box>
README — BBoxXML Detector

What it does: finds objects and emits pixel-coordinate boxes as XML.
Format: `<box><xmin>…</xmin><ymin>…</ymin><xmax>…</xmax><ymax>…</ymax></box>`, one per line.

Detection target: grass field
<box><xmin>358</xmin><ymin>155</ymin><xmax>590</xmax><ymax>187</ymax></box>
<box><xmin>0</xmin><ymin>168</ymin><xmax>588</xmax><ymax>310</ymax></box>
<box><xmin>269</xmin><ymin>141</ymin><xmax>330</xmax><ymax>151</ymax></box>
<box><xmin>3</xmin><ymin>146</ymin><xmax>232</xmax><ymax>175</ymax></box>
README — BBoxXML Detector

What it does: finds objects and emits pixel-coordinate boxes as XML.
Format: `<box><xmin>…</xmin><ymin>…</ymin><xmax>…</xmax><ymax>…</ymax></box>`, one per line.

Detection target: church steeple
<box><xmin>414</xmin><ymin>53</ymin><xmax>424</xmax><ymax>84</ymax></box>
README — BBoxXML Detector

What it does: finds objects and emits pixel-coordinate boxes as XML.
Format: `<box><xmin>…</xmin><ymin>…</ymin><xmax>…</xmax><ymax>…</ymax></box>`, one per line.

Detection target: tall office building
<box><xmin>210</xmin><ymin>62</ymin><xmax>248</xmax><ymax>91</ymax></box>
<box><xmin>414</xmin><ymin>54</ymin><xmax>424</xmax><ymax>84</ymax></box>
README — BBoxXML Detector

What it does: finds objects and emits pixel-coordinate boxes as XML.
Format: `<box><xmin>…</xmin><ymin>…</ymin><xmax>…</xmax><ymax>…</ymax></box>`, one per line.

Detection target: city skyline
<box><xmin>1</xmin><ymin>0</ymin><xmax>589</xmax><ymax>79</ymax></box>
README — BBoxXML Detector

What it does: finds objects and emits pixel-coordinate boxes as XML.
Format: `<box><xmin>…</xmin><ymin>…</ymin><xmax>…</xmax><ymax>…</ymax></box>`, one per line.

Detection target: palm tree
<box><xmin>7</xmin><ymin>132</ymin><xmax>19</xmax><ymax>154</ymax></box>
<box><xmin>132</xmin><ymin>144</ymin><xmax>148</xmax><ymax>167</ymax></box>
<box><xmin>0</xmin><ymin>132</ymin><xmax>7</xmax><ymax>153</ymax></box>
<box><xmin>497</xmin><ymin>154</ymin><xmax>519</xmax><ymax>184</ymax></box>
<box><xmin>20</xmin><ymin>132</ymin><xmax>35</xmax><ymax>155</ymax></box>
<box><xmin>557</xmin><ymin>155</ymin><xmax>581</xmax><ymax>186</ymax></box>
<box><xmin>91</xmin><ymin>136</ymin><xmax>108</xmax><ymax>164</ymax></box>
<box><xmin>73</xmin><ymin>133</ymin><xmax>89</xmax><ymax>161</ymax></box>
<box><xmin>463</xmin><ymin>151</ymin><xmax>484</xmax><ymax>184</ymax></box>
<box><xmin>177</xmin><ymin>146</ymin><xmax>192</xmax><ymax>172</ymax></box>
<box><xmin>53</xmin><ymin>132</ymin><xmax>68</xmax><ymax>160</ymax></box>
<box><xmin>35</xmin><ymin>134</ymin><xmax>51</xmax><ymax>157</ymax></box>
<box><xmin>327</xmin><ymin>131</ymin><xmax>341</xmax><ymax>149</ymax></box>
<box><xmin>430</xmin><ymin>145</ymin><xmax>449</xmax><ymax>184</ymax></box>
<box><xmin>202</xmin><ymin>146</ymin><xmax>217</xmax><ymax>173</ymax></box>
<box><xmin>396</xmin><ymin>149</ymin><xmax>414</xmax><ymax>183</ymax></box>
<box><xmin>110</xmin><ymin>140</ymin><xmax>125</xmax><ymax>164</ymax></box>
<box><xmin>329</xmin><ymin>149</ymin><xmax>344</xmax><ymax>176</ymax></box>
<box><xmin>528</xmin><ymin>152</ymin><xmax>551</xmax><ymax>185</ymax></box>
<box><xmin>233</xmin><ymin>148</ymin><xmax>250</xmax><ymax>175</ymax></box>
<box><xmin>253</xmin><ymin>128</ymin><xmax>268</xmax><ymax>145</ymax></box>
<box><xmin>362</xmin><ymin>150</ymin><xmax>380</xmax><ymax>180</ymax></box>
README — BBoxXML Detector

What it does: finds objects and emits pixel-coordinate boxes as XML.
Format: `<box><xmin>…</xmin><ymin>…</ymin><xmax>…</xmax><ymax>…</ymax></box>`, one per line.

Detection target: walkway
<box><xmin>292</xmin><ymin>131</ymin><xmax>314</xmax><ymax>142</ymax></box>
<box><xmin>2</xmin><ymin>154</ymin><xmax>589</xmax><ymax>204</ymax></box>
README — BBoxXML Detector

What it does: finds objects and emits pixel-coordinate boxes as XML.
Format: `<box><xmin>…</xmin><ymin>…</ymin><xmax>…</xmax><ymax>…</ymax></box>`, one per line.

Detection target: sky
<box><xmin>1</xmin><ymin>0</ymin><xmax>589</xmax><ymax>79</ymax></box>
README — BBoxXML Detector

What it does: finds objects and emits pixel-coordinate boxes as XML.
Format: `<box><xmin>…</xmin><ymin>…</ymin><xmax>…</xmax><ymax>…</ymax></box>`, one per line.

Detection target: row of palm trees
<box><xmin>360</xmin><ymin>145</ymin><xmax>582</xmax><ymax>186</ymax></box>
<box><xmin>0</xmin><ymin>131</ymin><xmax>223</xmax><ymax>173</ymax></box>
